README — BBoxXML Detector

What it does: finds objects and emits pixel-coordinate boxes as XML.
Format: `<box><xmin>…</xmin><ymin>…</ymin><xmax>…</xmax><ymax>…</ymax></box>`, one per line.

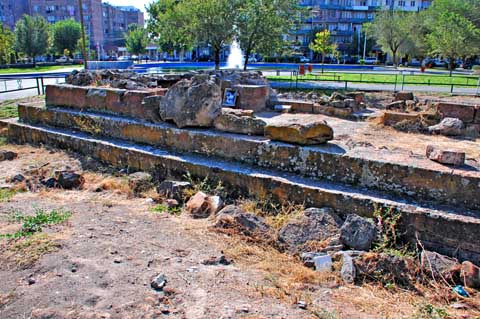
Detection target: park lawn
<box><xmin>267</xmin><ymin>72</ymin><xmax>479</xmax><ymax>87</ymax></box>
<box><xmin>0</xmin><ymin>100</ymin><xmax>20</xmax><ymax>119</ymax></box>
<box><xmin>0</xmin><ymin>65</ymin><xmax>83</xmax><ymax>74</ymax></box>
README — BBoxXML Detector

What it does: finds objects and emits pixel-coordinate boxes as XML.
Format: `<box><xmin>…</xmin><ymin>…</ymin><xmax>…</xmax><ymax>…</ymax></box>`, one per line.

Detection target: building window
<box><xmin>410</xmin><ymin>0</ymin><xmax>415</xmax><ymax>6</ymax></box>
<box><xmin>398</xmin><ymin>0</ymin><xmax>406</xmax><ymax>6</ymax></box>
<box><xmin>45</xmin><ymin>5</ymin><xmax>55</xmax><ymax>13</ymax></box>
<box><xmin>47</xmin><ymin>16</ymin><xmax>55</xmax><ymax>22</ymax></box>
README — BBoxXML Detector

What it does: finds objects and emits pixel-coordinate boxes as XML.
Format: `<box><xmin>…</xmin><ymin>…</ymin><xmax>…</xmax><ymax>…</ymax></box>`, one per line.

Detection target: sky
<box><xmin>104</xmin><ymin>0</ymin><xmax>154</xmax><ymax>13</ymax></box>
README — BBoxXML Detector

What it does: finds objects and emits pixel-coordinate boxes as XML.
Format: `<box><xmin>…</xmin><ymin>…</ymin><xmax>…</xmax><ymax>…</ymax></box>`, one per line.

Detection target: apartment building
<box><xmin>295</xmin><ymin>0</ymin><xmax>432</xmax><ymax>54</ymax></box>
<box><xmin>0</xmin><ymin>0</ymin><xmax>144</xmax><ymax>51</ymax></box>
<box><xmin>102</xmin><ymin>4</ymin><xmax>144</xmax><ymax>50</ymax></box>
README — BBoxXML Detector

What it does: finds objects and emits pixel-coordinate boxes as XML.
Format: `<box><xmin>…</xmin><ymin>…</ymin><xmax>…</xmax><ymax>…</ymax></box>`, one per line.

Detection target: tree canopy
<box><xmin>125</xmin><ymin>24</ymin><xmax>148</xmax><ymax>57</ymax></box>
<box><xmin>51</xmin><ymin>19</ymin><xmax>82</xmax><ymax>56</ymax></box>
<box><xmin>0</xmin><ymin>23</ymin><xmax>15</xmax><ymax>64</ymax></box>
<box><xmin>236</xmin><ymin>0</ymin><xmax>299</xmax><ymax>69</ymax></box>
<box><xmin>309</xmin><ymin>30</ymin><xmax>334</xmax><ymax>67</ymax></box>
<box><xmin>14</xmin><ymin>15</ymin><xmax>50</xmax><ymax>65</ymax></box>
<box><xmin>364</xmin><ymin>10</ymin><xmax>414</xmax><ymax>66</ymax></box>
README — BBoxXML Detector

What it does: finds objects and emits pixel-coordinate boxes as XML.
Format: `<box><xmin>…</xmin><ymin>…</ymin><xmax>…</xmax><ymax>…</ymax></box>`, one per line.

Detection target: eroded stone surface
<box><xmin>426</xmin><ymin>145</ymin><xmax>465</xmax><ymax>166</ymax></box>
<box><xmin>159</xmin><ymin>75</ymin><xmax>221</xmax><ymax>128</ymax></box>
<box><xmin>214</xmin><ymin>108</ymin><xmax>266</xmax><ymax>135</ymax></box>
<box><xmin>437</xmin><ymin>102</ymin><xmax>476</xmax><ymax>123</ymax></box>
<box><xmin>428</xmin><ymin>117</ymin><xmax>465</xmax><ymax>136</ymax></box>
<box><xmin>265</xmin><ymin>120</ymin><xmax>333</xmax><ymax>145</ymax></box>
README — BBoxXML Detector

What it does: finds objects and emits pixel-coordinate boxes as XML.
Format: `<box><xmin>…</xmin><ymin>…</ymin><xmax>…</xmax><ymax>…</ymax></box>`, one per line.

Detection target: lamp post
<box><xmin>78</xmin><ymin>0</ymin><xmax>88</xmax><ymax>69</ymax></box>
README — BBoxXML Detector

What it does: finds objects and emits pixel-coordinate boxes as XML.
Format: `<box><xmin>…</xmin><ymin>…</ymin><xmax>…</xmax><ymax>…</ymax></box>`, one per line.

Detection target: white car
<box><xmin>363</xmin><ymin>57</ymin><xmax>378</xmax><ymax>64</ymax></box>
<box><xmin>299</xmin><ymin>56</ymin><xmax>310</xmax><ymax>63</ymax></box>
<box><xmin>118</xmin><ymin>56</ymin><xmax>130</xmax><ymax>61</ymax></box>
<box><xmin>55</xmin><ymin>56</ymin><xmax>70</xmax><ymax>63</ymax></box>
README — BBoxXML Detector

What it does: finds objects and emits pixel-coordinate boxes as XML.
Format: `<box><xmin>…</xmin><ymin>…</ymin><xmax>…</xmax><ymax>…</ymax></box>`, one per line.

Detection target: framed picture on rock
<box><xmin>223</xmin><ymin>88</ymin><xmax>238</xmax><ymax>107</ymax></box>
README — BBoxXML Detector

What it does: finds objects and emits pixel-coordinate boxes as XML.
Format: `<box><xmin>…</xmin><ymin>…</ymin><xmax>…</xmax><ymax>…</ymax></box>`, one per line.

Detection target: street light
<box><xmin>78</xmin><ymin>0</ymin><xmax>88</xmax><ymax>69</ymax></box>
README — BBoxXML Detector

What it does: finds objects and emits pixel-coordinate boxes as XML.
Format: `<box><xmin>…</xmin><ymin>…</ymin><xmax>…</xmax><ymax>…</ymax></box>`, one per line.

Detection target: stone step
<box><xmin>18</xmin><ymin>103</ymin><xmax>480</xmax><ymax>211</ymax></box>
<box><xmin>3</xmin><ymin>118</ymin><xmax>480</xmax><ymax>264</ymax></box>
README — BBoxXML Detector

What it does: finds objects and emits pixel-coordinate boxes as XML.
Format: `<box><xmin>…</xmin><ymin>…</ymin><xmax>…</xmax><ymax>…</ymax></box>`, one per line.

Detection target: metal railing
<box><xmin>0</xmin><ymin>72</ymin><xmax>69</xmax><ymax>96</ymax></box>
<box><xmin>267</xmin><ymin>70</ymin><xmax>480</xmax><ymax>94</ymax></box>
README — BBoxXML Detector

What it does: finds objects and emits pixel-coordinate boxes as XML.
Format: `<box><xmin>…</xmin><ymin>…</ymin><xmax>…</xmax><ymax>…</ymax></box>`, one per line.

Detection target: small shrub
<box><xmin>183</xmin><ymin>172</ymin><xmax>224</xmax><ymax>197</ymax></box>
<box><xmin>412</xmin><ymin>302</ymin><xmax>448</xmax><ymax>319</ymax></box>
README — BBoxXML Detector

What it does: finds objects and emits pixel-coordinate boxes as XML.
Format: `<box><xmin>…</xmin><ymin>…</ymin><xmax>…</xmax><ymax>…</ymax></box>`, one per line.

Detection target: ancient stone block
<box><xmin>394</xmin><ymin>91</ymin><xmax>414</xmax><ymax>101</ymax></box>
<box><xmin>461</xmin><ymin>261</ymin><xmax>480</xmax><ymax>289</ymax></box>
<box><xmin>214</xmin><ymin>109</ymin><xmax>266</xmax><ymax>135</ymax></box>
<box><xmin>475</xmin><ymin>105</ymin><xmax>480</xmax><ymax>124</ymax></box>
<box><xmin>234</xmin><ymin>84</ymin><xmax>269</xmax><ymax>112</ymax></box>
<box><xmin>46</xmin><ymin>85</ymin><xmax>87</xmax><ymax>108</ymax></box>
<box><xmin>426</xmin><ymin>145</ymin><xmax>465</xmax><ymax>166</ymax></box>
<box><xmin>264</xmin><ymin>120</ymin><xmax>333</xmax><ymax>145</ymax></box>
<box><xmin>386</xmin><ymin>100</ymin><xmax>406</xmax><ymax>111</ymax></box>
<box><xmin>345</xmin><ymin>92</ymin><xmax>364</xmax><ymax>104</ymax></box>
<box><xmin>85</xmin><ymin>88</ymin><xmax>107</xmax><ymax>109</ymax></box>
<box><xmin>428</xmin><ymin>117</ymin><xmax>464</xmax><ymax>136</ymax></box>
<box><xmin>437</xmin><ymin>102</ymin><xmax>475</xmax><ymax>123</ymax></box>
<box><xmin>289</xmin><ymin>100</ymin><xmax>314</xmax><ymax>113</ymax></box>
<box><xmin>314</xmin><ymin>105</ymin><xmax>353</xmax><ymax>118</ymax></box>
<box><xmin>382</xmin><ymin>111</ymin><xmax>420</xmax><ymax>126</ymax></box>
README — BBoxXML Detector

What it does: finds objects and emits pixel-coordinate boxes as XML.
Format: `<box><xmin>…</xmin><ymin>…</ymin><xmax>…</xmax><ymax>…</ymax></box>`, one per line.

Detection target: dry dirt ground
<box><xmin>1</xmin><ymin>144</ymin><xmax>479</xmax><ymax>319</ymax></box>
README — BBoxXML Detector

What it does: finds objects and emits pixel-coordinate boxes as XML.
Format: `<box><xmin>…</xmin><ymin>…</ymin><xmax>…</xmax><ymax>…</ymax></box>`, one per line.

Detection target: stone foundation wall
<box><xmin>45</xmin><ymin>85</ymin><xmax>167</xmax><ymax>122</ymax></box>
<box><xmin>18</xmin><ymin>104</ymin><xmax>480</xmax><ymax>211</ymax></box>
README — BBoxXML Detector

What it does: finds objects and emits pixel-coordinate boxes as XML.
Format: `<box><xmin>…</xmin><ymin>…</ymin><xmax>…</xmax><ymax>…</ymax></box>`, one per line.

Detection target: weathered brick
<box><xmin>46</xmin><ymin>85</ymin><xmax>87</xmax><ymax>108</ymax></box>
<box><xmin>233</xmin><ymin>84</ymin><xmax>268</xmax><ymax>111</ymax></box>
<box><xmin>382</xmin><ymin>111</ymin><xmax>420</xmax><ymax>126</ymax></box>
<box><xmin>437</xmin><ymin>102</ymin><xmax>475</xmax><ymax>123</ymax></box>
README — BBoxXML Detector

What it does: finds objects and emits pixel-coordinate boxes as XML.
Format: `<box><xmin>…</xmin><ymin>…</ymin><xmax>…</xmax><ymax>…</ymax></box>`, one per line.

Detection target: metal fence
<box><xmin>267</xmin><ymin>70</ymin><xmax>480</xmax><ymax>95</ymax></box>
<box><xmin>0</xmin><ymin>73</ymin><xmax>68</xmax><ymax>96</ymax></box>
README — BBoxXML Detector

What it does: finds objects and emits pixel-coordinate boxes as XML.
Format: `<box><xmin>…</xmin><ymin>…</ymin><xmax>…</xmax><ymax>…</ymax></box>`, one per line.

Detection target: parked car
<box><xmin>299</xmin><ymin>56</ymin><xmax>310</xmax><ymax>63</ymax></box>
<box><xmin>118</xmin><ymin>56</ymin><xmax>130</xmax><ymax>61</ymax></box>
<box><xmin>55</xmin><ymin>56</ymin><xmax>70</xmax><ymax>63</ymax></box>
<box><xmin>363</xmin><ymin>57</ymin><xmax>379</xmax><ymax>65</ymax></box>
<box><xmin>408</xmin><ymin>58</ymin><xmax>422</xmax><ymax>67</ymax></box>
<box><xmin>248</xmin><ymin>56</ymin><xmax>257</xmax><ymax>63</ymax></box>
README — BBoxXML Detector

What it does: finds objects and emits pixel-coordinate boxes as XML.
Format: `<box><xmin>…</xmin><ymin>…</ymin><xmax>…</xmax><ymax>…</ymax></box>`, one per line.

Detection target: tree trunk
<box><xmin>392</xmin><ymin>50</ymin><xmax>397</xmax><ymax>67</ymax></box>
<box><xmin>243</xmin><ymin>48</ymin><xmax>251</xmax><ymax>71</ymax></box>
<box><xmin>33</xmin><ymin>55</ymin><xmax>36</xmax><ymax>67</ymax></box>
<box><xmin>321</xmin><ymin>54</ymin><xmax>325</xmax><ymax>73</ymax></box>
<box><xmin>449</xmin><ymin>57</ymin><xmax>455</xmax><ymax>76</ymax></box>
<box><xmin>214</xmin><ymin>48</ymin><xmax>220</xmax><ymax>70</ymax></box>
<box><xmin>180</xmin><ymin>48</ymin><xmax>184</xmax><ymax>63</ymax></box>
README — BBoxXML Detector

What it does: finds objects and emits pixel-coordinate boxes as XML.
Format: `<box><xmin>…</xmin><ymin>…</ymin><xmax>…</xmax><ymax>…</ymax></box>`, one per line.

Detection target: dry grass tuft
<box><xmin>224</xmin><ymin>238</ymin><xmax>340</xmax><ymax>308</ymax></box>
<box><xmin>0</xmin><ymin>233</ymin><xmax>63</xmax><ymax>269</ymax></box>
<box><xmin>0</xmin><ymin>291</ymin><xmax>15</xmax><ymax>308</ymax></box>
<box><xmin>83</xmin><ymin>172</ymin><xmax>131</xmax><ymax>195</ymax></box>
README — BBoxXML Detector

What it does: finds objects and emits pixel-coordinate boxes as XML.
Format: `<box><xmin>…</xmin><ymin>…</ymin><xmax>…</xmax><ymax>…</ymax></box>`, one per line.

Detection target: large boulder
<box><xmin>159</xmin><ymin>74</ymin><xmax>222</xmax><ymax>128</ymax></box>
<box><xmin>339</xmin><ymin>214</ymin><xmax>377</xmax><ymax>251</ymax></box>
<box><xmin>56</xmin><ymin>171</ymin><xmax>85</xmax><ymax>189</ymax></box>
<box><xmin>278</xmin><ymin>207</ymin><xmax>343</xmax><ymax>253</ymax></box>
<box><xmin>214</xmin><ymin>108</ymin><xmax>266</xmax><ymax>135</ymax></box>
<box><xmin>265</xmin><ymin>120</ymin><xmax>333</xmax><ymax>145</ymax></box>
<box><xmin>428</xmin><ymin>117</ymin><xmax>464</xmax><ymax>136</ymax></box>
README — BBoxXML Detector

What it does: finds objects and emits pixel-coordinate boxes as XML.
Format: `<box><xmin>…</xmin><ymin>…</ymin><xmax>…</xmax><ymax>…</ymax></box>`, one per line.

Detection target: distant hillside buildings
<box><xmin>0</xmin><ymin>0</ymin><xmax>144</xmax><ymax>52</ymax></box>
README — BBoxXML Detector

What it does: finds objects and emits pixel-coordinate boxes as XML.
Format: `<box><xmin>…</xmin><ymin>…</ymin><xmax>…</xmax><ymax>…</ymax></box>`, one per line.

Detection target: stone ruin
<box><xmin>1</xmin><ymin>69</ymin><xmax>479</xmax><ymax>273</ymax></box>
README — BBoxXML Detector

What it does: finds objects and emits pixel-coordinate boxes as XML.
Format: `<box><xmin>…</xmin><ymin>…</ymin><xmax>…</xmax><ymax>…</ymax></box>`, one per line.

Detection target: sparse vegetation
<box><xmin>1</xmin><ymin>208</ymin><xmax>71</xmax><ymax>238</ymax></box>
<box><xmin>412</xmin><ymin>302</ymin><xmax>448</xmax><ymax>319</ymax></box>
<box><xmin>183</xmin><ymin>172</ymin><xmax>225</xmax><ymax>198</ymax></box>
<box><xmin>0</xmin><ymin>189</ymin><xmax>17</xmax><ymax>202</ymax></box>
<box><xmin>150</xmin><ymin>203</ymin><xmax>181</xmax><ymax>215</ymax></box>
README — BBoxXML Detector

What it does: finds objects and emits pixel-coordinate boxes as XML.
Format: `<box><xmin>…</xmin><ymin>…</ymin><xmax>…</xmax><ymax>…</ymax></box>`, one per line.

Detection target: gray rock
<box><xmin>128</xmin><ymin>172</ymin><xmax>153</xmax><ymax>193</ymax></box>
<box><xmin>56</xmin><ymin>171</ymin><xmax>85</xmax><ymax>189</ymax></box>
<box><xmin>301</xmin><ymin>252</ymin><xmax>325</xmax><ymax>268</ymax></box>
<box><xmin>0</xmin><ymin>150</ymin><xmax>18</xmax><ymax>161</ymax></box>
<box><xmin>428</xmin><ymin>117</ymin><xmax>464</xmax><ymax>136</ymax></box>
<box><xmin>421</xmin><ymin>250</ymin><xmax>458</xmax><ymax>277</ymax></box>
<box><xmin>340</xmin><ymin>253</ymin><xmax>356</xmax><ymax>284</ymax></box>
<box><xmin>151</xmin><ymin>274</ymin><xmax>167</xmax><ymax>291</ymax></box>
<box><xmin>9</xmin><ymin>174</ymin><xmax>25</xmax><ymax>183</ymax></box>
<box><xmin>157</xmin><ymin>180</ymin><xmax>192</xmax><ymax>201</ymax></box>
<box><xmin>340</xmin><ymin>214</ymin><xmax>376</xmax><ymax>251</ymax></box>
<box><xmin>159</xmin><ymin>74</ymin><xmax>222</xmax><ymax>128</ymax></box>
<box><xmin>278</xmin><ymin>207</ymin><xmax>343</xmax><ymax>253</ymax></box>
<box><xmin>264</xmin><ymin>121</ymin><xmax>334</xmax><ymax>145</ymax></box>
<box><xmin>386</xmin><ymin>100</ymin><xmax>406</xmax><ymax>110</ymax></box>
<box><xmin>215</xmin><ymin>205</ymin><xmax>273</xmax><ymax>238</ymax></box>
<box><xmin>394</xmin><ymin>91</ymin><xmax>414</xmax><ymax>101</ymax></box>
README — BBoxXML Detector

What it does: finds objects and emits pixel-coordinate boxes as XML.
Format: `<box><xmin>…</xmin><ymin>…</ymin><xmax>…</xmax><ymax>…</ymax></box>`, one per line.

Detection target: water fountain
<box><xmin>226</xmin><ymin>39</ymin><xmax>244</xmax><ymax>69</ymax></box>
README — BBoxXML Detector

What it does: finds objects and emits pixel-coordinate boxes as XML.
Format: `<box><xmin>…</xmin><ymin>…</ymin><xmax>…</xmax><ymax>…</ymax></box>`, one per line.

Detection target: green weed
<box><xmin>183</xmin><ymin>172</ymin><xmax>225</xmax><ymax>197</ymax></box>
<box><xmin>150</xmin><ymin>204</ymin><xmax>181</xmax><ymax>215</ymax></box>
<box><xmin>0</xmin><ymin>189</ymin><xmax>16</xmax><ymax>202</ymax></box>
<box><xmin>1</xmin><ymin>208</ymin><xmax>72</xmax><ymax>238</ymax></box>
<box><xmin>412</xmin><ymin>302</ymin><xmax>448</xmax><ymax>319</ymax></box>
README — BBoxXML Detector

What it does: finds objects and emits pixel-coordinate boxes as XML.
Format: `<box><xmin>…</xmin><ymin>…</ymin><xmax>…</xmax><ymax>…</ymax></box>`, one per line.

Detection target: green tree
<box><xmin>51</xmin><ymin>19</ymin><xmax>81</xmax><ymax>56</ymax></box>
<box><xmin>364</xmin><ymin>10</ymin><xmax>414</xmax><ymax>66</ymax></box>
<box><xmin>14</xmin><ymin>15</ymin><xmax>50</xmax><ymax>66</ymax></box>
<box><xmin>423</xmin><ymin>0</ymin><xmax>480</xmax><ymax>74</ymax></box>
<box><xmin>146</xmin><ymin>0</ymin><xmax>194</xmax><ymax>62</ymax></box>
<box><xmin>124</xmin><ymin>24</ymin><xmax>148</xmax><ymax>58</ymax></box>
<box><xmin>0</xmin><ymin>23</ymin><xmax>15</xmax><ymax>64</ymax></box>
<box><xmin>309</xmin><ymin>30</ymin><xmax>333</xmax><ymax>71</ymax></box>
<box><xmin>236</xmin><ymin>0</ymin><xmax>300</xmax><ymax>70</ymax></box>
<box><xmin>189</xmin><ymin>0</ymin><xmax>239</xmax><ymax>70</ymax></box>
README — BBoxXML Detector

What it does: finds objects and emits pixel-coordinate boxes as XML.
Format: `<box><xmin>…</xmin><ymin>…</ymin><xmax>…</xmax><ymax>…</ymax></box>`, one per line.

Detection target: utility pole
<box><xmin>78</xmin><ymin>0</ymin><xmax>88</xmax><ymax>69</ymax></box>
<box><xmin>362</xmin><ymin>30</ymin><xmax>367</xmax><ymax>60</ymax></box>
